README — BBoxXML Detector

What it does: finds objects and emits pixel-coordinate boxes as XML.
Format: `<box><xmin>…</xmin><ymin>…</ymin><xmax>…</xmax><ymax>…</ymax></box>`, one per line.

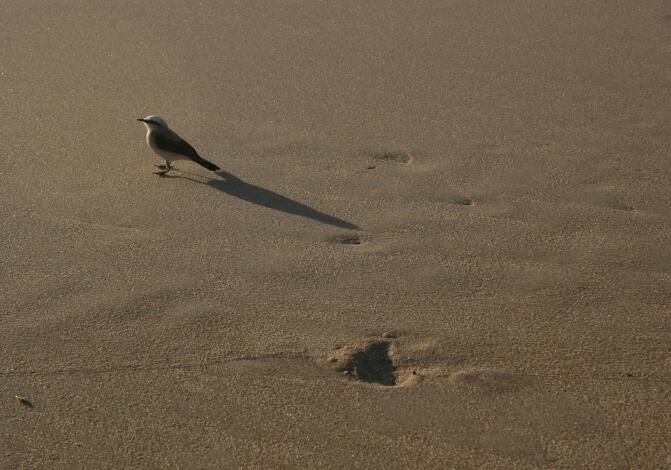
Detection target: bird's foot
<box><xmin>153</xmin><ymin>170</ymin><xmax>170</xmax><ymax>177</ymax></box>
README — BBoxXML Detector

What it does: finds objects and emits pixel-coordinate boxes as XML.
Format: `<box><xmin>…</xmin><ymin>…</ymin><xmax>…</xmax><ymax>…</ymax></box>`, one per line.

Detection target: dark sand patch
<box><xmin>369</xmin><ymin>150</ymin><xmax>413</xmax><ymax>165</ymax></box>
<box><xmin>331</xmin><ymin>233</ymin><xmax>363</xmax><ymax>245</ymax></box>
<box><xmin>340</xmin><ymin>341</ymin><xmax>397</xmax><ymax>386</ymax></box>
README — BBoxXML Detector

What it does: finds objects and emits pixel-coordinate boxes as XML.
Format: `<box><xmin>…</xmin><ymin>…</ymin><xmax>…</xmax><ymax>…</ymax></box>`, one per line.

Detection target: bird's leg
<box><xmin>153</xmin><ymin>160</ymin><xmax>172</xmax><ymax>176</ymax></box>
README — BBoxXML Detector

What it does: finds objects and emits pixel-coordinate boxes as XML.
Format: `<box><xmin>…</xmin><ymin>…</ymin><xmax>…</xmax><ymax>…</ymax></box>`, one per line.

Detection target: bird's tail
<box><xmin>191</xmin><ymin>155</ymin><xmax>220</xmax><ymax>172</ymax></box>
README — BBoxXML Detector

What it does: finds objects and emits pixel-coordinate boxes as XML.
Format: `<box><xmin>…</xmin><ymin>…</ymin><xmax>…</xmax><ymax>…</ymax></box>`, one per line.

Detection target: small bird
<box><xmin>137</xmin><ymin>115</ymin><xmax>220</xmax><ymax>176</ymax></box>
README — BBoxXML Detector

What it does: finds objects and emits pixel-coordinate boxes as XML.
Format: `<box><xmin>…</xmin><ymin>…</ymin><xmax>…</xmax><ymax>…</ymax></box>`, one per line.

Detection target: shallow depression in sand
<box><xmin>370</xmin><ymin>150</ymin><xmax>413</xmax><ymax>165</ymax></box>
<box><xmin>326</xmin><ymin>340</ymin><xmax>398</xmax><ymax>386</ymax></box>
<box><xmin>324</xmin><ymin>337</ymin><xmax>428</xmax><ymax>388</ymax></box>
<box><xmin>332</xmin><ymin>233</ymin><xmax>363</xmax><ymax>245</ymax></box>
<box><xmin>342</xmin><ymin>341</ymin><xmax>397</xmax><ymax>386</ymax></box>
<box><xmin>448</xmin><ymin>368</ymin><xmax>521</xmax><ymax>392</ymax></box>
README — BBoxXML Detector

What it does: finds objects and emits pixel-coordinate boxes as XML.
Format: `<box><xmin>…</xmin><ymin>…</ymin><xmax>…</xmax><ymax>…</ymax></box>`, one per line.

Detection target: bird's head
<box><xmin>137</xmin><ymin>115</ymin><xmax>168</xmax><ymax>129</ymax></box>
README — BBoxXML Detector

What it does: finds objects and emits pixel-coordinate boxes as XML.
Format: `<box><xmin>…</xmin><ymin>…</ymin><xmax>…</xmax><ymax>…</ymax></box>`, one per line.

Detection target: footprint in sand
<box><xmin>451</xmin><ymin>196</ymin><xmax>473</xmax><ymax>206</ymax></box>
<box><xmin>367</xmin><ymin>150</ymin><xmax>413</xmax><ymax>167</ymax></box>
<box><xmin>332</xmin><ymin>233</ymin><xmax>363</xmax><ymax>245</ymax></box>
<box><xmin>324</xmin><ymin>339</ymin><xmax>402</xmax><ymax>386</ymax></box>
<box><xmin>322</xmin><ymin>335</ymin><xmax>421</xmax><ymax>387</ymax></box>
<box><xmin>322</xmin><ymin>334</ymin><xmax>522</xmax><ymax>391</ymax></box>
<box><xmin>340</xmin><ymin>341</ymin><xmax>397</xmax><ymax>386</ymax></box>
<box><xmin>581</xmin><ymin>191</ymin><xmax>635</xmax><ymax>212</ymax></box>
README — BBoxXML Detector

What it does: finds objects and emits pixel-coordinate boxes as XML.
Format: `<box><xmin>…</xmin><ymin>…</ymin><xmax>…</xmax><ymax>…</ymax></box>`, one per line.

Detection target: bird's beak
<box><xmin>137</xmin><ymin>118</ymin><xmax>148</xmax><ymax>123</ymax></box>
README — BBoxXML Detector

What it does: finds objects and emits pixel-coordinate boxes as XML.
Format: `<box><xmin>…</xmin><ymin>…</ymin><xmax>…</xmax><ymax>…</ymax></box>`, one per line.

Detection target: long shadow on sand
<box><xmin>168</xmin><ymin>169</ymin><xmax>359</xmax><ymax>230</ymax></box>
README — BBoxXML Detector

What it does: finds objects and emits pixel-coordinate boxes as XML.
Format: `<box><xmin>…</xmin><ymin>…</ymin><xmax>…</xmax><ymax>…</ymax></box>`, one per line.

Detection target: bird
<box><xmin>137</xmin><ymin>115</ymin><xmax>220</xmax><ymax>176</ymax></box>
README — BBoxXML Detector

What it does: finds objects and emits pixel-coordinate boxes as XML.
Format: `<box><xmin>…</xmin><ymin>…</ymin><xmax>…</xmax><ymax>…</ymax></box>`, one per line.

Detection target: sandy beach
<box><xmin>2</xmin><ymin>1</ymin><xmax>670</xmax><ymax>467</ymax></box>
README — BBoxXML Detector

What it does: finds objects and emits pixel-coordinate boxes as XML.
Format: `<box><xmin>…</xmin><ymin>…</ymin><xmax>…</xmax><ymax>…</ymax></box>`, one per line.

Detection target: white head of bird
<box><xmin>137</xmin><ymin>115</ymin><xmax>168</xmax><ymax>130</ymax></box>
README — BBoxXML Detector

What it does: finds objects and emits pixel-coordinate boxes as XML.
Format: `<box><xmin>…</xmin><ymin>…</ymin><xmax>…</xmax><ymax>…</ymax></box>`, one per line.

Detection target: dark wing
<box><xmin>153</xmin><ymin>131</ymin><xmax>200</xmax><ymax>159</ymax></box>
<box><xmin>153</xmin><ymin>129</ymin><xmax>220</xmax><ymax>171</ymax></box>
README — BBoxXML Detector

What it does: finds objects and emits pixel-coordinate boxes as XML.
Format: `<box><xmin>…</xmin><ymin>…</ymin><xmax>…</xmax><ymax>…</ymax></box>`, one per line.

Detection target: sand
<box><xmin>1</xmin><ymin>0</ymin><xmax>670</xmax><ymax>467</ymax></box>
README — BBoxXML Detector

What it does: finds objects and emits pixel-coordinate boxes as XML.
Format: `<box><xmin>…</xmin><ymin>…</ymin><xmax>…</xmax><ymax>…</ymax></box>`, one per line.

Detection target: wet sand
<box><xmin>1</xmin><ymin>1</ymin><xmax>670</xmax><ymax>467</ymax></box>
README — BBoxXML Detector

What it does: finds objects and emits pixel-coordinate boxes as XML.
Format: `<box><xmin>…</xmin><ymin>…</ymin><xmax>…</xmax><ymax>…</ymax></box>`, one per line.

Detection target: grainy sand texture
<box><xmin>2</xmin><ymin>1</ymin><xmax>670</xmax><ymax>468</ymax></box>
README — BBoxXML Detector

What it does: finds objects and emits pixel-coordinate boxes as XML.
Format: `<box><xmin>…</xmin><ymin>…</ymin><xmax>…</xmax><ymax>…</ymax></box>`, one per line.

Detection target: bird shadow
<box><xmin>165</xmin><ymin>169</ymin><xmax>360</xmax><ymax>230</ymax></box>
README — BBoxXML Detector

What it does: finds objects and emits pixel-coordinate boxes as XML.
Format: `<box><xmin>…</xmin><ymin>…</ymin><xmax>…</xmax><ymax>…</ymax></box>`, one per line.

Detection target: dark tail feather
<box><xmin>191</xmin><ymin>155</ymin><xmax>220</xmax><ymax>171</ymax></box>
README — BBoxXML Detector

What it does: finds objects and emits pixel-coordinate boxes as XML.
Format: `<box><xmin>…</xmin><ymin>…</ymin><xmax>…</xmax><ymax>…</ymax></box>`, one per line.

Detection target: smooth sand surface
<box><xmin>2</xmin><ymin>1</ymin><xmax>670</xmax><ymax>467</ymax></box>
